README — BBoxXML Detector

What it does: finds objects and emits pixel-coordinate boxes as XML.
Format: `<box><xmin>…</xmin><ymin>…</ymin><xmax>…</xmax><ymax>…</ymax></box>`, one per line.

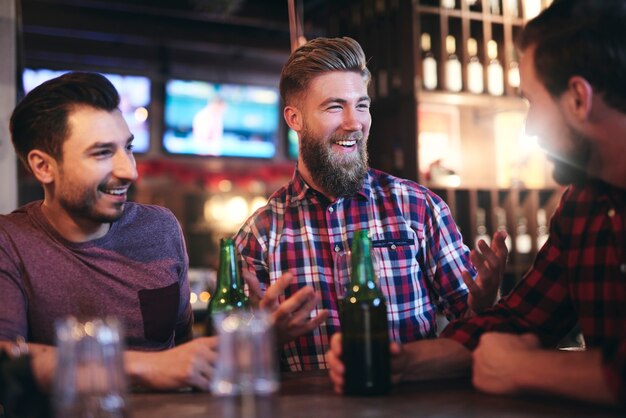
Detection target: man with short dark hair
<box><xmin>327</xmin><ymin>0</ymin><xmax>626</xmax><ymax>406</ymax></box>
<box><xmin>236</xmin><ymin>37</ymin><xmax>507</xmax><ymax>372</ymax></box>
<box><xmin>0</xmin><ymin>72</ymin><xmax>218</xmax><ymax>391</ymax></box>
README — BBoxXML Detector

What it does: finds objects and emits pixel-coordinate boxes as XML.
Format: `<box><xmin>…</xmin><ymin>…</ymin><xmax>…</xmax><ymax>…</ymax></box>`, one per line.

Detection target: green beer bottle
<box><xmin>205</xmin><ymin>237</ymin><xmax>248</xmax><ymax>336</ymax></box>
<box><xmin>342</xmin><ymin>230</ymin><xmax>391</xmax><ymax>396</ymax></box>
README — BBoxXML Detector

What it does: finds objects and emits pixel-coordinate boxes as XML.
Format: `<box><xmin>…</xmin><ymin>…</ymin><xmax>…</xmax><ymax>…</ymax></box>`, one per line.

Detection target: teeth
<box><xmin>336</xmin><ymin>140</ymin><xmax>356</xmax><ymax>147</ymax></box>
<box><xmin>103</xmin><ymin>188</ymin><xmax>127</xmax><ymax>196</ymax></box>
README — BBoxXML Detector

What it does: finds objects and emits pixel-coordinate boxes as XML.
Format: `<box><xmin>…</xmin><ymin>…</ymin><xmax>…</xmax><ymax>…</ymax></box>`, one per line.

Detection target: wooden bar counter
<box><xmin>129</xmin><ymin>370</ymin><xmax>621</xmax><ymax>418</ymax></box>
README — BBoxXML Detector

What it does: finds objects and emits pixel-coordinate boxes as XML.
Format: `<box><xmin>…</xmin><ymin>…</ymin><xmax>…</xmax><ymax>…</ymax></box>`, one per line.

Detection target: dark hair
<box><xmin>9</xmin><ymin>71</ymin><xmax>120</xmax><ymax>168</ymax></box>
<box><xmin>279</xmin><ymin>37</ymin><xmax>371</xmax><ymax>106</ymax></box>
<box><xmin>519</xmin><ymin>0</ymin><xmax>626</xmax><ymax>113</ymax></box>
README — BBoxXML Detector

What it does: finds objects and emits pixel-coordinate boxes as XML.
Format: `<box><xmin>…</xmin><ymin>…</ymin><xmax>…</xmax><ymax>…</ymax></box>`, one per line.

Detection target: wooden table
<box><xmin>130</xmin><ymin>371</ymin><xmax>622</xmax><ymax>418</ymax></box>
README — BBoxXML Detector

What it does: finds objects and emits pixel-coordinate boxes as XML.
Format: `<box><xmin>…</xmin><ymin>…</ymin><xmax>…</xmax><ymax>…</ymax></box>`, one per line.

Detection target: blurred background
<box><xmin>1</xmin><ymin>0</ymin><xmax>560</xmax><ymax>312</ymax></box>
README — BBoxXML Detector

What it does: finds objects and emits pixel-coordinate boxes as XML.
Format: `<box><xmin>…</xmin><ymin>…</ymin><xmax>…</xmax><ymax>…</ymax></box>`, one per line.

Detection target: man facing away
<box><xmin>327</xmin><ymin>0</ymin><xmax>626</xmax><ymax>407</ymax></box>
<box><xmin>235</xmin><ymin>36</ymin><xmax>508</xmax><ymax>371</ymax></box>
<box><xmin>0</xmin><ymin>72</ymin><xmax>218</xmax><ymax>391</ymax></box>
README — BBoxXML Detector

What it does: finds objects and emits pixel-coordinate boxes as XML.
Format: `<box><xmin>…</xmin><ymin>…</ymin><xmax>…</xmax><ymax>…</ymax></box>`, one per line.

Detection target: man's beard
<box><xmin>299</xmin><ymin>126</ymin><xmax>369</xmax><ymax>198</ymax></box>
<box><xmin>58</xmin><ymin>170</ymin><xmax>127</xmax><ymax>224</ymax></box>
<box><xmin>548</xmin><ymin>126</ymin><xmax>590</xmax><ymax>186</ymax></box>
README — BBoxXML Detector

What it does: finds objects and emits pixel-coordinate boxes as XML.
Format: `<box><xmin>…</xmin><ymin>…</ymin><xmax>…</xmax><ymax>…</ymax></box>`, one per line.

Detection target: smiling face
<box><xmin>520</xmin><ymin>45</ymin><xmax>590</xmax><ymax>185</ymax></box>
<box><xmin>290</xmin><ymin>71</ymin><xmax>371</xmax><ymax>198</ymax></box>
<box><xmin>43</xmin><ymin>105</ymin><xmax>137</xmax><ymax>237</ymax></box>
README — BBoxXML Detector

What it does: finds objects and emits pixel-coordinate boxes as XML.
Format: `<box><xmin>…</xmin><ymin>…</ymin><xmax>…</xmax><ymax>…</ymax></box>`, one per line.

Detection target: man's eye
<box><xmin>93</xmin><ymin>149</ymin><xmax>113</xmax><ymax>157</ymax></box>
<box><xmin>126</xmin><ymin>144</ymin><xmax>135</xmax><ymax>152</ymax></box>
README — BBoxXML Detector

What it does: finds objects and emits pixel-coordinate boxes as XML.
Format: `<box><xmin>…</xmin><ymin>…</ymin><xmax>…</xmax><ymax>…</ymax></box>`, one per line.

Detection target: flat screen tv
<box><xmin>22</xmin><ymin>68</ymin><xmax>151</xmax><ymax>153</ymax></box>
<box><xmin>163</xmin><ymin>79</ymin><xmax>279</xmax><ymax>158</ymax></box>
<box><xmin>287</xmin><ymin>128</ymin><xmax>299</xmax><ymax>160</ymax></box>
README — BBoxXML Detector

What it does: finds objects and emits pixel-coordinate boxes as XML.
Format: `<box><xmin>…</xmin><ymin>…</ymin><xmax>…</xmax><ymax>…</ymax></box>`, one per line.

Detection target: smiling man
<box><xmin>235</xmin><ymin>37</ymin><xmax>507</xmax><ymax>372</ymax></box>
<box><xmin>0</xmin><ymin>72</ymin><xmax>219</xmax><ymax>391</ymax></box>
<box><xmin>326</xmin><ymin>0</ymin><xmax>626</xmax><ymax>407</ymax></box>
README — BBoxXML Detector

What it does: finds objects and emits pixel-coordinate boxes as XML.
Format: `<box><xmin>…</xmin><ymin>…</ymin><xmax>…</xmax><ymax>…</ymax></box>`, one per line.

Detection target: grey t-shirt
<box><xmin>0</xmin><ymin>201</ymin><xmax>192</xmax><ymax>351</ymax></box>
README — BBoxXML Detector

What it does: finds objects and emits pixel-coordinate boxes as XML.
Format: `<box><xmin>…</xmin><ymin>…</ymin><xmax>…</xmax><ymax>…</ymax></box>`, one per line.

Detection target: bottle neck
<box><xmin>216</xmin><ymin>242</ymin><xmax>241</xmax><ymax>291</ymax></box>
<box><xmin>350</xmin><ymin>232</ymin><xmax>377</xmax><ymax>287</ymax></box>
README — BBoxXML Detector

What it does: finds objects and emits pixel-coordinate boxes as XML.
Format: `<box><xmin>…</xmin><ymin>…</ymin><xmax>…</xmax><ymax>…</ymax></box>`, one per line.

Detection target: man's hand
<box><xmin>472</xmin><ymin>332</ymin><xmax>540</xmax><ymax>394</ymax></box>
<box><xmin>243</xmin><ymin>271</ymin><xmax>329</xmax><ymax>345</ymax></box>
<box><xmin>463</xmin><ymin>230</ymin><xmax>508</xmax><ymax>313</ymax></box>
<box><xmin>126</xmin><ymin>337</ymin><xmax>219</xmax><ymax>391</ymax></box>
<box><xmin>326</xmin><ymin>333</ymin><xmax>403</xmax><ymax>394</ymax></box>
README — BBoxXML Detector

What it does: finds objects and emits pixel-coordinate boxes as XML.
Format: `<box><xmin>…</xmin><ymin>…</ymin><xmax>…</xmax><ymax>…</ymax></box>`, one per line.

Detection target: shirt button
<box><xmin>621</xmin><ymin>264</ymin><xmax>626</xmax><ymax>274</ymax></box>
<box><xmin>334</xmin><ymin>245</ymin><xmax>341</xmax><ymax>252</ymax></box>
<box><xmin>608</xmin><ymin>208</ymin><xmax>615</xmax><ymax>217</ymax></box>
<box><xmin>328</xmin><ymin>206</ymin><xmax>334</xmax><ymax>213</ymax></box>
<box><xmin>391</xmin><ymin>244</ymin><xmax>397</xmax><ymax>250</ymax></box>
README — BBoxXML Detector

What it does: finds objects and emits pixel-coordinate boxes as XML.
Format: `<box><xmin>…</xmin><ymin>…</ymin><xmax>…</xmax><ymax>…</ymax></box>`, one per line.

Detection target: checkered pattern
<box><xmin>235</xmin><ymin>168</ymin><xmax>474</xmax><ymax>371</ymax></box>
<box><xmin>441</xmin><ymin>180</ymin><xmax>626</xmax><ymax>402</ymax></box>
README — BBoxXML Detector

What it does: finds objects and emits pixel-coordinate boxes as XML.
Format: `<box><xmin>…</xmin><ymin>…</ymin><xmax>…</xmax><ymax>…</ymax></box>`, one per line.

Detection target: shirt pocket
<box><xmin>370</xmin><ymin>231</ymin><xmax>423</xmax><ymax>306</ymax></box>
<box><xmin>138</xmin><ymin>282</ymin><xmax>180</xmax><ymax>343</ymax></box>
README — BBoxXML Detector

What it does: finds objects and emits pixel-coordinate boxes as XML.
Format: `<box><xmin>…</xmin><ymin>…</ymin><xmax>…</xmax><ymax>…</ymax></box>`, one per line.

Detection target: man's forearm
<box><xmin>401</xmin><ymin>338</ymin><xmax>472</xmax><ymax>382</ymax></box>
<box><xmin>513</xmin><ymin>349</ymin><xmax>617</xmax><ymax>406</ymax></box>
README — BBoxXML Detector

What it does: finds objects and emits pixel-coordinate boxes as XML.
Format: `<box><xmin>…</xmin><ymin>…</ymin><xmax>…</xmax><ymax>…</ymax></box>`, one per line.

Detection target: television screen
<box><xmin>22</xmin><ymin>68</ymin><xmax>151</xmax><ymax>153</ymax></box>
<box><xmin>287</xmin><ymin>128</ymin><xmax>299</xmax><ymax>160</ymax></box>
<box><xmin>163</xmin><ymin>79</ymin><xmax>279</xmax><ymax>158</ymax></box>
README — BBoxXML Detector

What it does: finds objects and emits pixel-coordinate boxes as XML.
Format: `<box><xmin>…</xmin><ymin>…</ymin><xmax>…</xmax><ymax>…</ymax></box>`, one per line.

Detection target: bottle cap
<box><xmin>467</xmin><ymin>38</ymin><xmax>478</xmax><ymax>57</ymax></box>
<box><xmin>421</xmin><ymin>33</ymin><xmax>432</xmax><ymax>52</ymax></box>
<box><xmin>446</xmin><ymin>35</ymin><xmax>456</xmax><ymax>55</ymax></box>
<box><xmin>487</xmin><ymin>40</ymin><xmax>498</xmax><ymax>60</ymax></box>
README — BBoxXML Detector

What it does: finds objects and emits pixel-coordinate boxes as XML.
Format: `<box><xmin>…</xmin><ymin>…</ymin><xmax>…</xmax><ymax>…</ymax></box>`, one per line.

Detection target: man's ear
<box><xmin>27</xmin><ymin>150</ymin><xmax>57</xmax><ymax>184</ymax></box>
<box><xmin>566</xmin><ymin>76</ymin><xmax>593</xmax><ymax>121</ymax></box>
<box><xmin>284</xmin><ymin>105</ymin><xmax>303</xmax><ymax>132</ymax></box>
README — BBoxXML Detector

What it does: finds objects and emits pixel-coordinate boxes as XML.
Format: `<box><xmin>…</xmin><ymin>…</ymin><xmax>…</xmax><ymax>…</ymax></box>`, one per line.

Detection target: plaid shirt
<box><xmin>235</xmin><ymin>168</ymin><xmax>474</xmax><ymax>371</ymax></box>
<box><xmin>441</xmin><ymin>180</ymin><xmax>626</xmax><ymax>402</ymax></box>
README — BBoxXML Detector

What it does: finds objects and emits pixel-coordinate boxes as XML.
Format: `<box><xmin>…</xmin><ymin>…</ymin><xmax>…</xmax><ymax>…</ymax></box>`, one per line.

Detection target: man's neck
<box><xmin>296</xmin><ymin>161</ymin><xmax>337</xmax><ymax>201</ymax></box>
<box><xmin>40</xmin><ymin>201</ymin><xmax>110</xmax><ymax>243</ymax></box>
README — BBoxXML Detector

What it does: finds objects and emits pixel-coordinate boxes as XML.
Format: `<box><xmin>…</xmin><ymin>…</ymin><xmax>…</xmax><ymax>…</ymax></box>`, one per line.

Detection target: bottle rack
<box><xmin>429</xmin><ymin>186</ymin><xmax>564</xmax><ymax>294</ymax></box>
<box><xmin>415</xmin><ymin>0</ymin><xmax>538</xmax><ymax>96</ymax></box>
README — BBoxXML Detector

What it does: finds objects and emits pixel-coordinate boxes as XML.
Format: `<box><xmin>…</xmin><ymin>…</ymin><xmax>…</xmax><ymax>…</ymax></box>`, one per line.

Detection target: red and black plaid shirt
<box><xmin>442</xmin><ymin>179</ymin><xmax>626</xmax><ymax>402</ymax></box>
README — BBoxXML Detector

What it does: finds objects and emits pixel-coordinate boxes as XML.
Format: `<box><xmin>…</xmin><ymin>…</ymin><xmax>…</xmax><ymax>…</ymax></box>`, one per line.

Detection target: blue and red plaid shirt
<box><xmin>235</xmin><ymin>168</ymin><xmax>474</xmax><ymax>371</ymax></box>
<box><xmin>441</xmin><ymin>179</ymin><xmax>626</xmax><ymax>403</ymax></box>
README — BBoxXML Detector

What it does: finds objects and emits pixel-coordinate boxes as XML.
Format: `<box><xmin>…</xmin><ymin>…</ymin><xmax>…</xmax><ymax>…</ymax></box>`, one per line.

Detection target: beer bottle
<box><xmin>342</xmin><ymin>230</ymin><xmax>391</xmax><ymax>396</ymax></box>
<box><xmin>205</xmin><ymin>237</ymin><xmax>248</xmax><ymax>336</ymax></box>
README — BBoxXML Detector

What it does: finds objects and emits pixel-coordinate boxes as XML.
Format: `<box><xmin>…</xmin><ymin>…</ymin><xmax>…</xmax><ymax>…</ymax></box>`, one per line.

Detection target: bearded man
<box><xmin>235</xmin><ymin>37</ymin><xmax>507</xmax><ymax>372</ymax></box>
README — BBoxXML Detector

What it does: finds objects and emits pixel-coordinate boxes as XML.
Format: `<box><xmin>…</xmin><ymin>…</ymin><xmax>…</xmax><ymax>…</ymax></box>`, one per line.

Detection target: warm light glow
<box><xmin>218</xmin><ymin>179</ymin><xmax>232</xmax><ymax>193</ymax></box>
<box><xmin>250</xmin><ymin>196</ymin><xmax>267</xmax><ymax>214</ymax></box>
<box><xmin>190</xmin><ymin>292</ymin><xmax>198</xmax><ymax>304</ymax></box>
<box><xmin>199</xmin><ymin>291</ymin><xmax>211</xmax><ymax>303</ymax></box>
<box><xmin>134</xmin><ymin>107</ymin><xmax>148</xmax><ymax>122</ymax></box>
<box><xmin>224</xmin><ymin>196</ymin><xmax>249</xmax><ymax>225</ymax></box>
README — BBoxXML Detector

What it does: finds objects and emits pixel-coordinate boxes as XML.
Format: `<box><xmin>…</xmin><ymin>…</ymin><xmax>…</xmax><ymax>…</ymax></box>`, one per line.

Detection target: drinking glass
<box><xmin>53</xmin><ymin>316</ymin><xmax>128</xmax><ymax>418</ymax></box>
<box><xmin>210</xmin><ymin>310</ymin><xmax>279</xmax><ymax>397</ymax></box>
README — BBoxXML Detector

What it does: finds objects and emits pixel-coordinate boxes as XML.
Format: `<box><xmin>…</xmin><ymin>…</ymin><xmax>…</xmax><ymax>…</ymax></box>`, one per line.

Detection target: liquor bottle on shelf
<box><xmin>441</xmin><ymin>0</ymin><xmax>455</xmax><ymax>9</ymax></box>
<box><xmin>523</xmin><ymin>0</ymin><xmax>542</xmax><ymax>20</ymax></box>
<box><xmin>444</xmin><ymin>35</ymin><xmax>462</xmax><ymax>92</ymax></box>
<box><xmin>515</xmin><ymin>216</ymin><xmax>532</xmax><ymax>255</ymax></box>
<box><xmin>487</xmin><ymin>40</ymin><xmax>504</xmax><ymax>96</ymax></box>
<box><xmin>475</xmin><ymin>208</ymin><xmax>491</xmax><ymax>247</ymax></box>
<box><xmin>466</xmin><ymin>38</ymin><xmax>484</xmax><ymax>94</ymax></box>
<box><xmin>505</xmin><ymin>0</ymin><xmax>519</xmax><ymax>17</ymax></box>
<box><xmin>536</xmin><ymin>208</ymin><xmax>549</xmax><ymax>249</ymax></box>
<box><xmin>421</xmin><ymin>33</ymin><xmax>438</xmax><ymax>90</ymax></box>
<box><xmin>342</xmin><ymin>230</ymin><xmax>391</xmax><ymax>396</ymax></box>
<box><xmin>489</xmin><ymin>0</ymin><xmax>501</xmax><ymax>15</ymax></box>
<box><xmin>205</xmin><ymin>237</ymin><xmax>248</xmax><ymax>336</ymax></box>
<box><xmin>508</xmin><ymin>61</ymin><xmax>521</xmax><ymax>89</ymax></box>
<box><xmin>495</xmin><ymin>207</ymin><xmax>512</xmax><ymax>251</ymax></box>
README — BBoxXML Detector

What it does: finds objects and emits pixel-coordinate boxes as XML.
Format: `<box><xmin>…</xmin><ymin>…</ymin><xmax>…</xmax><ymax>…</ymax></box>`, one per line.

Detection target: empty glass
<box><xmin>210</xmin><ymin>310</ymin><xmax>279</xmax><ymax>396</ymax></box>
<box><xmin>53</xmin><ymin>316</ymin><xmax>128</xmax><ymax>418</ymax></box>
